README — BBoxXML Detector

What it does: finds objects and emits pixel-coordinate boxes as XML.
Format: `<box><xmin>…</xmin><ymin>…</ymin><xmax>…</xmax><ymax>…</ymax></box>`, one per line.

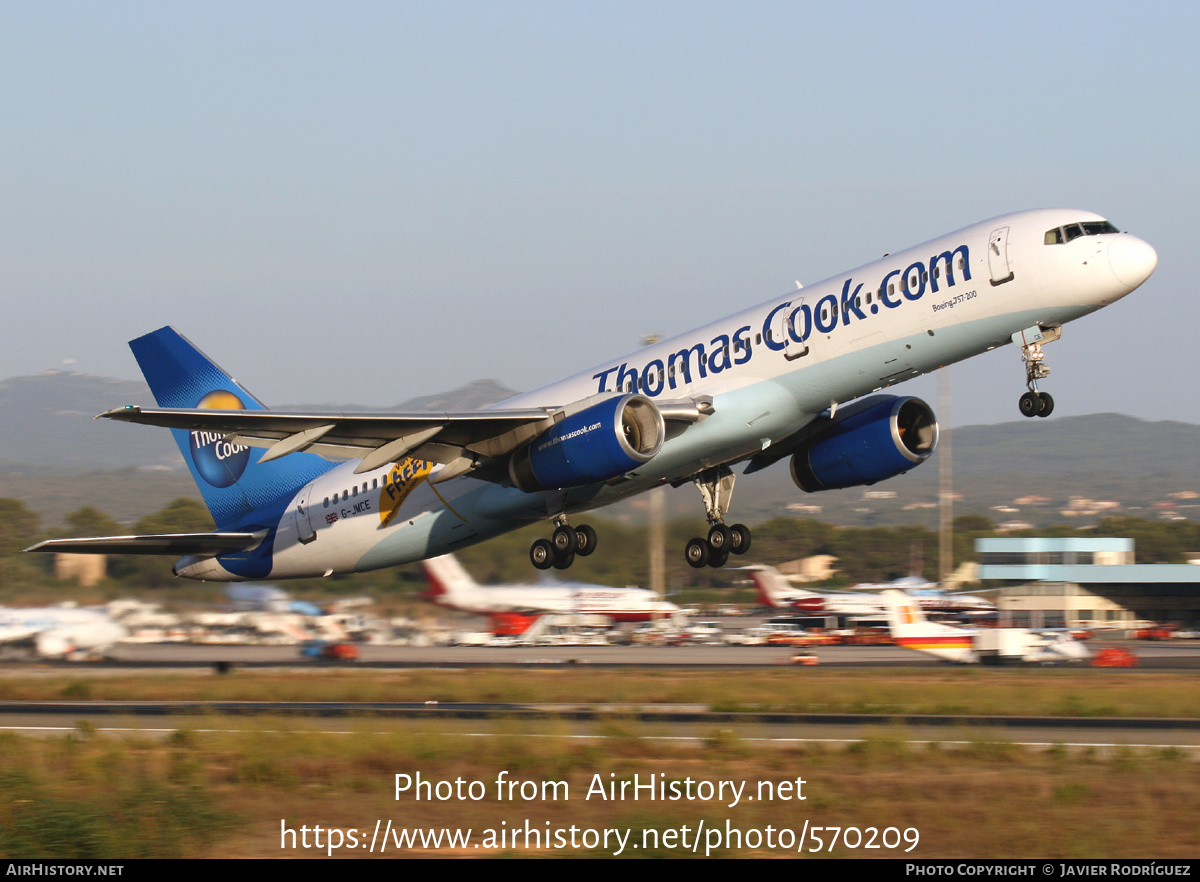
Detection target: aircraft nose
<box><xmin>1108</xmin><ymin>234</ymin><xmax>1158</xmax><ymax>289</ymax></box>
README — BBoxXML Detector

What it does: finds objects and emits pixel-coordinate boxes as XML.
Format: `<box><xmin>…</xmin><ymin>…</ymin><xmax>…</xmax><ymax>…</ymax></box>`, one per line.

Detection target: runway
<box><xmin>71</xmin><ymin>639</ymin><xmax>1200</xmax><ymax>670</ymax></box>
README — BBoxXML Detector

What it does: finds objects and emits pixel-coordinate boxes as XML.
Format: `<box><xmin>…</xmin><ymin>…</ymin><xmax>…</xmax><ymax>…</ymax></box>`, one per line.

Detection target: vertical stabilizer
<box><xmin>421</xmin><ymin>554</ymin><xmax>478</xmax><ymax>603</ymax></box>
<box><xmin>882</xmin><ymin>589</ymin><xmax>975</xmax><ymax>662</ymax></box>
<box><xmin>745</xmin><ymin>565</ymin><xmax>798</xmax><ymax>608</ymax></box>
<box><xmin>128</xmin><ymin>327</ymin><xmax>336</xmax><ymax>528</ymax></box>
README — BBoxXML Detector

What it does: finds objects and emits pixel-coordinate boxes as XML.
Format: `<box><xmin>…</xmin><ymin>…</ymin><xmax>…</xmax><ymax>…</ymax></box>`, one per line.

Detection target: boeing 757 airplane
<box><xmin>28</xmin><ymin>210</ymin><xmax>1157</xmax><ymax>581</ymax></box>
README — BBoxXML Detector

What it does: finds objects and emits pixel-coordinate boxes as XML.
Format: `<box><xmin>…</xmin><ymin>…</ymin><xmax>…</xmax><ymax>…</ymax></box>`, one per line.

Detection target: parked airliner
<box><xmin>0</xmin><ymin>606</ymin><xmax>127</xmax><ymax>658</ymax></box>
<box><xmin>744</xmin><ymin>564</ymin><xmax>889</xmax><ymax>615</ymax></box>
<box><xmin>27</xmin><ymin>210</ymin><xmax>1156</xmax><ymax>581</ymax></box>
<box><xmin>882</xmin><ymin>590</ymin><xmax>1087</xmax><ymax>664</ymax></box>
<box><xmin>422</xmin><ymin>554</ymin><xmax>680</xmax><ymax>622</ymax></box>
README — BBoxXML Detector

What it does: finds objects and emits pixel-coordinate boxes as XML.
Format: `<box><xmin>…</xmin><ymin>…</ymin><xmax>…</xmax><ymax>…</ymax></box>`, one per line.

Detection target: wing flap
<box><xmin>99</xmin><ymin>406</ymin><xmax>554</xmax><ymax>464</ymax></box>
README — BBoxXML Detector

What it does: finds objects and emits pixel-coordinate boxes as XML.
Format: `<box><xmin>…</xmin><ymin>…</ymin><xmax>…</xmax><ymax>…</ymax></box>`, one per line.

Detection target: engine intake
<box><xmin>510</xmin><ymin>394</ymin><xmax>665</xmax><ymax>492</ymax></box>
<box><xmin>790</xmin><ymin>395</ymin><xmax>938</xmax><ymax>492</ymax></box>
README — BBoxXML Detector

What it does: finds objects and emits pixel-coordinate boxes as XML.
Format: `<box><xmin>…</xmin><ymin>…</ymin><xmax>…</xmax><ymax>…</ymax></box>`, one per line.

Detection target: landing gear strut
<box><xmin>684</xmin><ymin>465</ymin><xmax>752</xmax><ymax>569</ymax></box>
<box><xmin>530</xmin><ymin>517</ymin><xmax>598</xmax><ymax>570</ymax></box>
<box><xmin>1014</xmin><ymin>325</ymin><xmax>1061</xmax><ymax>418</ymax></box>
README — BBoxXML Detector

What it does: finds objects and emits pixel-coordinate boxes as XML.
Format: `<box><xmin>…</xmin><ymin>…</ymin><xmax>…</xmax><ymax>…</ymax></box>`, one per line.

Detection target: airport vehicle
<box><xmin>27</xmin><ymin>210</ymin><xmax>1156</xmax><ymax>580</ymax></box>
<box><xmin>1090</xmin><ymin>646</ymin><xmax>1137</xmax><ymax>667</ymax></box>
<box><xmin>0</xmin><ymin>606</ymin><xmax>127</xmax><ymax>659</ymax></box>
<box><xmin>882</xmin><ymin>590</ymin><xmax>1088</xmax><ymax>664</ymax></box>
<box><xmin>420</xmin><ymin>554</ymin><xmax>681</xmax><ymax>623</ymax></box>
<box><xmin>299</xmin><ymin>639</ymin><xmax>360</xmax><ymax>662</ymax></box>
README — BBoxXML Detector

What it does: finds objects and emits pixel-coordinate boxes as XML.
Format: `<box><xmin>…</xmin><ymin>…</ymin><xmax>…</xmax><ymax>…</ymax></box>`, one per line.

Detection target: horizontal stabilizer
<box><xmin>25</xmin><ymin>531</ymin><xmax>267</xmax><ymax>557</ymax></box>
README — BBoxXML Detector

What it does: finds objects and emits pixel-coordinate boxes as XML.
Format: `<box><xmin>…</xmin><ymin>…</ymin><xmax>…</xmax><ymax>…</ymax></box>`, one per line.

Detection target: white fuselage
<box><xmin>179</xmin><ymin>209</ymin><xmax>1156</xmax><ymax>580</ymax></box>
<box><xmin>428</xmin><ymin>584</ymin><xmax>679</xmax><ymax>622</ymax></box>
<box><xmin>420</xmin><ymin>554</ymin><xmax>679</xmax><ymax>621</ymax></box>
<box><xmin>0</xmin><ymin>607</ymin><xmax>128</xmax><ymax>657</ymax></box>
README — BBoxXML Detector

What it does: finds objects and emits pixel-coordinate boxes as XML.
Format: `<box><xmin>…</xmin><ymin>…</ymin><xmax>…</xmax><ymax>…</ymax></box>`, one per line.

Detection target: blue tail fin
<box><xmin>129</xmin><ymin>327</ymin><xmax>337</xmax><ymax>529</ymax></box>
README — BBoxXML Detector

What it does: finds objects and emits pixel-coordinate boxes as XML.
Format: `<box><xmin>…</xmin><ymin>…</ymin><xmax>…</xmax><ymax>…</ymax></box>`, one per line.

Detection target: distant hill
<box><xmin>0</xmin><ymin>371</ymin><xmax>172</xmax><ymax>470</ymax></box>
<box><xmin>1</xmin><ymin>369</ymin><xmax>1197</xmax><ymax>529</ymax></box>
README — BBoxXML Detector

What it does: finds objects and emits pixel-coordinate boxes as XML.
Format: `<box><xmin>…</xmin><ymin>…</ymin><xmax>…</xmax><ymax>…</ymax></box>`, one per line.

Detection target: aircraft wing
<box><xmin>99</xmin><ymin>396</ymin><xmax>712</xmax><ymax>479</ymax></box>
<box><xmin>25</xmin><ymin>531</ymin><xmax>266</xmax><ymax>557</ymax></box>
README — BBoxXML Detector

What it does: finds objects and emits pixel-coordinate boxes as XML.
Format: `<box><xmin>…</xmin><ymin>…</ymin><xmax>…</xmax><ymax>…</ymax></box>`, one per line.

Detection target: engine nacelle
<box><xmin>790</xmin><ymin>395</ymin><xmax>938</xmax><ymax>493</ymax></box>
<box><xmin>509</xmin><ymin>394</ymin><xmax>665</xmax><ymax>492</ymax></box>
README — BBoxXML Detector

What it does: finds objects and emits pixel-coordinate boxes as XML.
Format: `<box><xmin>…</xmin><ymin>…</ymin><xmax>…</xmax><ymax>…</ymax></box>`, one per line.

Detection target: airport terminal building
<box><xmin>976</xmin><ymin>537</ymin><xmax>1200</xmax><ymax>629</ymax></box>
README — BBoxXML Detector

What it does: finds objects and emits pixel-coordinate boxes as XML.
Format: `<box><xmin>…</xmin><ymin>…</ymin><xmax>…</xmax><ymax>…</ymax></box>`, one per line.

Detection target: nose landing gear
<box><xmin>683</xmin><ymin>465</ymin><xmax>753</xmax><ymax>569</ymax></box>
<box><xmin>1018</xmin><ymin>390</ymin><xmax>1054</xmax><ymax>418</ymax></box>
<box><xmin>1014</xmin><ymin>325</ymin><xmax>1061</xmax><ymax>418</ymax></box>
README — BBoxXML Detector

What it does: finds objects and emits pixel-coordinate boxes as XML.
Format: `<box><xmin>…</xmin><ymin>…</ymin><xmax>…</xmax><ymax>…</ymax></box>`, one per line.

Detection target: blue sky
<box><xmin>3</xmin><ymin>1</ymin><xmax>1195</xmax><ymax>426</ymax></box>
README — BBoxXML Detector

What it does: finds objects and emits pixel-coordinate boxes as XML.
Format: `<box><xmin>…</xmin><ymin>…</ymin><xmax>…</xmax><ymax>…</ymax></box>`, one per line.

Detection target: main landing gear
<box><xmin>684</xmin><ymin>465</ymin><xmax>752</xmax><ymax>569</ymax></box>
<box><xmin>530</xmin><ymin>518</ymin><xmax>598</xmax><ymax>570</ymax></box>
<box><xmin>1014</xmin><ymin>324</ymin><xmax>1061</xmax><ymax>418</ymax></box>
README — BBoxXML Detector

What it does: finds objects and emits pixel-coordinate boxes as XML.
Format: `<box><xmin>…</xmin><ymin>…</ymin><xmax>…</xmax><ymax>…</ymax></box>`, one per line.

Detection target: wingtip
<box><xmin>95</xmin><ymin>405</ymin><xmax>142</xmax><ymax>420</ymax></box>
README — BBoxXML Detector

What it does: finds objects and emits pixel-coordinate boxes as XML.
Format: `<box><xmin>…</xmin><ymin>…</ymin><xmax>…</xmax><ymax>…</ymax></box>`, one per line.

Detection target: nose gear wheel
<box><xmin>682</xmin><ymin>466</ymin><xmax>753</xmax><ymax>568</ymax></box>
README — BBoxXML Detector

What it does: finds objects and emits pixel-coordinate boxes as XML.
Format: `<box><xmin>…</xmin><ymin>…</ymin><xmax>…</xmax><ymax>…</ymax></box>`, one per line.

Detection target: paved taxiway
<box><xmin>2</xmin><ymin>703</ymin><xmax>1198</xmax><ymax>755</ymax></box>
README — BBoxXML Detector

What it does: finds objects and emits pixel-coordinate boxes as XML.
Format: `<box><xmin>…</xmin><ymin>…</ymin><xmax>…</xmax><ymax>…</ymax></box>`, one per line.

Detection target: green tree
<box><xmin>0</xmin><ymin>498</ymin><xmax>40</xmax><ymax>556</ymax></box>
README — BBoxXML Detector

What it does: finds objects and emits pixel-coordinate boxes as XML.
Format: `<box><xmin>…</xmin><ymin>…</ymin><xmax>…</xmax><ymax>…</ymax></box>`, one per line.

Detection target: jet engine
<box><xmin>790</xmin><ymin>395</ymin><xmax>938</xmax><ymax>492</ymax></box>
<box><xmin>509</xmin><ymin>394</ymin><xmax>665</xmax><ymax>492</ymax></box>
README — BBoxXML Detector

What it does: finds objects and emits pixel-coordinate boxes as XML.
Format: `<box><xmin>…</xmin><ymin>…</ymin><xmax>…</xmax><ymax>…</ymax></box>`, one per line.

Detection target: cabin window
<box><xmin>323</xmin><ymin>497</ymin><xmax>329</xmax><ymax>507</ymax></box>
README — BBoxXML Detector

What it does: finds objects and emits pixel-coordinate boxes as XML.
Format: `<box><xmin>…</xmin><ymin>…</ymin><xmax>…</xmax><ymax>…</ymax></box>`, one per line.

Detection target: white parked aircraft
<box><xmin>882</xmin><ymin>590</ymin><xmax>1087</xmax><ymax>664</ymax></box>
<box><xmin>27</xmin><ymin>210</ymin><xmax>1156</xmax><ymax>580</ymax></box>
<box><xmin>421</xmin><ymin>554</ymin><xmax>680</xmax><ymax>622</ymax></box>
<box><xmin>747</xmin><ymin>565</ymin><xmax>995</xmax><ymax>617</ymax></box>
<box><xmin>0</xmin><ymin>606</ymin><xmax>127</xmax><ymax>658</ymax></box>
<box><xmin>744</xmin><ymin>564</ymin><xmax>889</xmax><ymax>615</ymax></box>
<box><xmin>848</xmin><ymin>577</ymin><xmax>996</xmax><ymax>614</ymax></box>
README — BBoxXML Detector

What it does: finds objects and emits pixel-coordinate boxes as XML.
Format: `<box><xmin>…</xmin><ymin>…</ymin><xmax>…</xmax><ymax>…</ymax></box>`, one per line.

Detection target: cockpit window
<box><xmin>1044</xmin><ymin>220</ymin><xmax>1120</xmax><ymax>244</ymax></box>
